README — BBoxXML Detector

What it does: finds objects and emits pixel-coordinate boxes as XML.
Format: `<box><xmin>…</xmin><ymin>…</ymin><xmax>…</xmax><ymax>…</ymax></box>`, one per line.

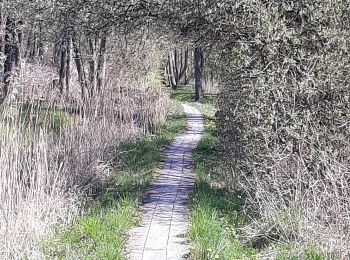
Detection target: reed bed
<box><xmin>0</xmin><ymin>61</ymin><xmax>170</xmax><ymax>258</ymax></box>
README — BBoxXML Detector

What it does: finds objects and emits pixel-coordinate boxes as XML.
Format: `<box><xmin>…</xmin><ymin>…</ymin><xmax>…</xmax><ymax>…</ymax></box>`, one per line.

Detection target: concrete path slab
<box><xmin>126</xmin><ymin>104</ymin><xmax>204</xmax><ymax>260</ymax></box>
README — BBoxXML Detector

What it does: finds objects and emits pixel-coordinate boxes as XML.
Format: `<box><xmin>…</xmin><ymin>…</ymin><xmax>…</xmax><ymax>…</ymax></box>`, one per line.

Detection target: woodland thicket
<box><xmin>1</xmin><ymin>0</ymin><xmax>349</xmax><ymax>258</ymax></box>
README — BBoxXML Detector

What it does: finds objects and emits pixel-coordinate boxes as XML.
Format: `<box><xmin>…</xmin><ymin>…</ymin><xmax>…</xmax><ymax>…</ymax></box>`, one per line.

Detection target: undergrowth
<box><xmin>188</xmin><ymin>99</ymin><xmax>256</xmax><ymax>259</ymax></box>
<box><xmin>187</xmin><ymin>94</ymin><xmax>326</xmax><ymax>259</ymax></box>
<box><xmin>0</xmin><ymin>103</ymin><xmax>75</xmax><ymax>134</ymax></box>
<box><xmin>44</xmin><ymin>101</ymin><xmax>186</xmax><ymax>259</ymax></box>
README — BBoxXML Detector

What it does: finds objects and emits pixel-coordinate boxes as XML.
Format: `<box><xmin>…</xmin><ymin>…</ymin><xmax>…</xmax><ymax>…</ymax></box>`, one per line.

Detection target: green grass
<box><xmin>20</xmin><ymin>105</ymin><xmax>75</xmax><ymax>133</ymax></box>
<box><xmin>44</xmin><ymin>101</ymin><xmax>186</xmax><ymax>260</ymax></box>
<box><xmin>189</xmin><ymin>130</ymin><xmax>256</xmax><ymax>259</ymax></box>
<box><xmin>0</xmin><ymin>103</ymin><xmax>75</xmax><ymax>134</ymax></box>
<box><xmin>170</xmin><ymin>85</ymin><xmax>218</xmax><ymax>105</ymax></box>
<box><xmin>188</xmin><ymin>99</ymin><xmax>256</xmax><ymax>259</ymax></box>
<box><xmin>274</xmin><ymin>243</ymin><xmax>329</xmax><ymax>260</ymax></box>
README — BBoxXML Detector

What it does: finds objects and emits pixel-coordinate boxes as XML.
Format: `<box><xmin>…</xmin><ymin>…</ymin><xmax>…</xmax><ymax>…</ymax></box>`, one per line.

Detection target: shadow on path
<box><xmin>126</xmin><ymin>104</ymin><xmax>204</xmax><ymax>260</ymax></box>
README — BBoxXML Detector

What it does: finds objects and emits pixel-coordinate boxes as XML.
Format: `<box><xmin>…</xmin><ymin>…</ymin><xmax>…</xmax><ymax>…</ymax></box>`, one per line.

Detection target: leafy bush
<box><xmin>215</xmin><ymin>1</ymin><xmax>350</xmax><ymax>257</ymax></box>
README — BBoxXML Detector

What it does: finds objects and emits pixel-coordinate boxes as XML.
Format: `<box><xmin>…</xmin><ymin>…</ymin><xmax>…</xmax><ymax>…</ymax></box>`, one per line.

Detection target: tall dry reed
<box><xmin>0</xmin><ymin>59</ymin><xmax>170</xmax><ymax>258</ymax></box>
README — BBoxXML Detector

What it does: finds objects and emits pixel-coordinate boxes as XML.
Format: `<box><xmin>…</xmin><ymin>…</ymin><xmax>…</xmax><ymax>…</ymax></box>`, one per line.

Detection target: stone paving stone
<box><xmin>126</xmin><ymin>104</ymin><xmax>203</xmax><ymax>260</ymax></box>
<box><xmin>143</xmin><ymin>250</ymin><xmax>168</xmax><ymax>259</ymax></box>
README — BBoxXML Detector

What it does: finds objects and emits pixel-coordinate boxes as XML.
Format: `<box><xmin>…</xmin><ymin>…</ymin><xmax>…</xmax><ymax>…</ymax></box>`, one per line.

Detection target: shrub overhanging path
<box><xmin>127</xmin><ymin>104</ymin><xmax>204</xmax><ymax>260</ymax></box>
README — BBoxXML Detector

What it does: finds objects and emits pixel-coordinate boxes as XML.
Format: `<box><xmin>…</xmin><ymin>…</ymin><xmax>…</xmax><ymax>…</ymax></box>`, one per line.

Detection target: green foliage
<box><xmin>145</xmin><ymin>67</ymin><xmax>164</xmax><ymax>86</ymax></box>
<box><xmin>6</xmin><ymin>0</ymin><xmax>349</xmax><ymax>256</ymax></box>
<box><xmin>187</xmin><ymin>98</ymin><xmax>331</xmax><ymax>259</ymax></box>
<box><xmin>305</xmin><ymin>247</ymin><xmax>326</xmax><ymax>260</ymax></box>
<box><xmin>214</xmin><ymin>1</ymin><xmax>350</xmax><ymax>255</ymax></box>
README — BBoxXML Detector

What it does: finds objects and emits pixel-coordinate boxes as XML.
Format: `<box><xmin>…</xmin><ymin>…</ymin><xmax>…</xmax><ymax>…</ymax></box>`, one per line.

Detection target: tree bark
<box><xmin>58</xmin><ymin>39</ymin><xmax>67</xmax><ymax>94</ymax></box>
<box><xmin>194</xmin><ymin>47</ymin><xmax>203</xmax><ymax>102</ymax></box>
<box><xmin>167</xmin><ymin>54</ymin><xmax>176</xmax><ymax>89</ymax></box>
<box><xmin>0</xmin><ymin>1</ymin><xmax>4</xmax><ymax>94</ymax></box>
<box><xmin>53</xmin><ymin>40</ymin><xmax>61</xmax><ymax>68</ymax></box>
<box><xmin>24</xmin><ymin>30</ymin><xmax>32</xmax><ymax>59</ymax></box>
<box><xmin>88</xmin><ymin>37</ymin><xmax>96</xmax><ymax>97</ymax></box>
<box><xmin>178</xmin><ymin>47</ymin><xmax>188</xmax><ymax>84</ymax></box>
<box><xmin>72</xmin><ymin>34</ymin><xmax>87</xmax><ymax>100</ymax></box>
<box><xmin>165</xmin><ymin>59</ymin><xmax>172</xmax><ymax>88</ymax></box>
<box><xmin>166</xmin><ymin>48</ymin><xmax>189</xmax><ymax>89</ymax></box>
<box><xmin>3</xmin><ymin>17</ymin><xmax>20</xmax><ymax>96</ymax></box>
<box><xmin>66</xmin><ymin>37</ymin><xmax>71</xmax><ymax>93</ymax></box>
<box><xmin>38</xmin><ymin>24</ymin><xmax>44</xmax><ymax>58</ymax></box>
<box><xmin>173</xmin><ymin>49</ymin><xmax>179</xmax><ymax>86</ymax></box>
<box><xmin>96</xmin><ymin>35</ymin><xmax>107</xmax><ymax>93</ymax></box>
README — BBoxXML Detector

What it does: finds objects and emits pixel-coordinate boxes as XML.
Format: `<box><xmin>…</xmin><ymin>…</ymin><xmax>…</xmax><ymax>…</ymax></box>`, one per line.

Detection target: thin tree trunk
<box><xmin>165</xmin><ymin>59</ymin><xmax>172</xmax><ymax>88</ymax></box>
<box><xmin>184</xmin><ymin>48</ymin><xmax>191</xmax><ymax>85</ymax></box>
<box><xmin>66</xmin><ymin>37</ymin><xmax>71</xmax><ymax>94</ymax></box>
<box><xmin>0</xmin><ymin>1</ymin><xmax>4</xmax><ymax>93</ymax></box>
<box><xmin>173</xmin><ymin>49</ymin><xmax>179</xmax><ymax>86</ymax></box>
<box><xmin>96</xmin><ymin>35</ymin><xmax>107</xmax><ymax>93</ymax></box>
<box><xmin>31</xmin><ymin>33</ymin><xmax>37</xmax><ymax>58</ymax></box>
<box><xmin>178</xmin><ymin>47</ymin><xmax>188</xmax><ymax>83</ymax></box>
<box><xmin>25</xmin><ymin>29</ymin><xmax>32</xmax><ymax>58</ymax></box>
<box><xmin>58</xmin><ymin>40</ymin><xmax>67</xmax><ymax>94</ymax></box>
<box><xmin>72</xmin><ymin>34</ymin><xmax>87</xmax><ymax>100</ymax></box>
<box><xmin>53</xmin><ymin>41</ymin><xmax>61</xmax><ymax>68</ymax></box>
<box><xmin>66</xmin><ymin>37</ymin><xmax>72</xmax><ymax>95</ymax></box>
<box><xmin>194</xmin><ymin>47</ymin><xmax>203</xmax><ymax>102</ymax></box>
<box><xmin>167</xmin><ymin>48</ymin><xmax>188</xmax><ymax>89</ymax></box>
<box><xmin>38</xmin><ymin>24</ymin><xmax>44</xmax><ymax>58</ymax></box>
<box><xmin>3</xmin><ymin>17</ymin><xmax>19</xmax><ymax>96</ymax></box>
<box><xmin>167</xmin><ymin>54</ymin><xmax>176</xmax><ymax>89</ymax></box>
<box><xmin>88</xmin><ymin>37</ymin><xmax>96</xmax><ymax>97</ymax></box>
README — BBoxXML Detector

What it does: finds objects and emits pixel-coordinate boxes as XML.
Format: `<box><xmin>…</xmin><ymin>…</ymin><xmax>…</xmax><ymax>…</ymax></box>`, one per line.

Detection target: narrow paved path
<box><xmin>127</xmin><ymin>104</ymin><xmax>204</xmax><ymax>260</ymax></box>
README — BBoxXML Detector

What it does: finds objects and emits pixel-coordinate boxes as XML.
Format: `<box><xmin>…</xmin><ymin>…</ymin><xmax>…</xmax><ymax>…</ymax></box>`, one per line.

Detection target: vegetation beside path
<box><xmin>190</xmin><ymin>109</ymin><xmax>256</xmax><ymax>259</ymax></box>
<box><xmin>171</xmin><ymin>87</ymin><xmax>256</xmax><ymax>259</ymax></box>
<box><xmin>45</xmin><ymin>86</ymin><xmax>252</xmax><ymax>260</ymax></box>
<box><xmin>173</xmin><ymin>88</ymin><xmax>326</xmax><ymax>259</ymax></box>
<box><xmin>44</xmin><ymin>102</ymin><xmax>186</xmax><ymax>259</ymax></box>
<box><xmin>44</xmin><ymin>86</ymin><xmax>326</xmax><ymax>260</ymax></box>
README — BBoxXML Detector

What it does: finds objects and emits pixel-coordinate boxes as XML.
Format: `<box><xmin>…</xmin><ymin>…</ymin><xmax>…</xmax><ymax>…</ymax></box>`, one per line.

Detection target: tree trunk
<box><xmin>66</xmin><ymin>37</ymin><xmax>71</xmax><ymax>94</ymax></box>
<box><xmin>173</xmin><ymin>49</ymin><xmax>179</xmax><ymax>86</ymax></box>
<box><xmin>165</xmin><ymin>59</ymin><xmax>172</xmax><ymax>88</ymax></box>
<box><xmin>178</xmin><ymin>47</ymin><xmax>188</xmax><ymax>84</ymax></box>
<box><xmin>0</xmin><ymin>1</ymin><xmax>4</xmax><ymax>93</ymax></box>
<box><xmin>58</xmin><ymin>40</ymin><xmax>67</xmax><ymax>94</ymax></box>
<box><xmin>53</xmin><ymin>40</ymin><xmax>61</xmax><ymax>68</ymax></box>
<box><xmin>167</xmin><ymin>54</ymin><xmax>176</xmax><ymax>89</ymax></box>
<box><xmin>15</xmin><ymin>21</ymin><xmax>22</xmax><ymax>67</ymax></box>
<box><xmin>24</xmin><ymin>30</ymin><xmax>32</xmax><ymax>59</ymax></box>
<box><xmin>166</xmin><ymin>48</ymin><xmax>189</xmax><ymax>89</ymax></box>
<box><xmin>72</xmin><ymin>34</ymin><xmax>87</xmax><ymax>100</ymax></box>
<box><xmin>96</xmin><ymin>35</ymin><xmax>107</xmax><ymax>93</ymax></box>
<box><xmin>3</xmin><ymin>17</ymin><xmax>20</xmax><ymax>96</ymax></box>
<box><xmin>194</xmin><ymin>47</ymin><xmax>203</xmax><ymax>102</ymax></box>
<box><xmin>31</xmin><ymin>32</ymin><xmax>37</xmax><ymax>58</ymax></box>
<box><xmin>88</xmin><ymin>37</ymin><xmax>96</xmax><ymax>97</ymax></box>
<box><xmin>38</xmin><ymin>24</ymin><xmax>44</xmax><ymax>58</ymax></box>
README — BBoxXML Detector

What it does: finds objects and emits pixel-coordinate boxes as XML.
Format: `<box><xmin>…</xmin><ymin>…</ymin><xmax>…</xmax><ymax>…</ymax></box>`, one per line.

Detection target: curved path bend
<box><xmin>127</xmin><ymin>104</ymin><xmax>204</xmax><ymax>260</ymax></box>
